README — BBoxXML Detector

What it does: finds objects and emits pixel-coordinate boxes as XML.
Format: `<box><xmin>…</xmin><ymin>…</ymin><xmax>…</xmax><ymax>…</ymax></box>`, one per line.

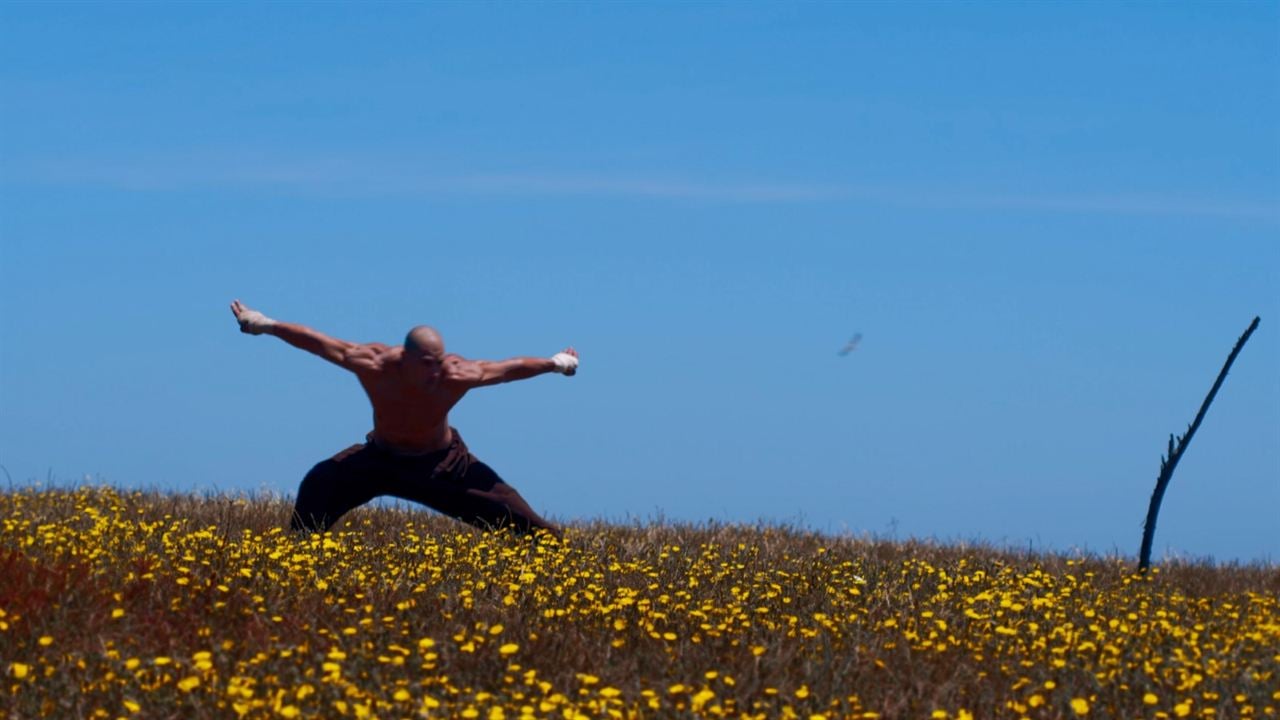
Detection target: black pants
<box><xmin>290</xmin><ymin>431</ymin><xmax>557</xmax><ymax>536</ymax></box>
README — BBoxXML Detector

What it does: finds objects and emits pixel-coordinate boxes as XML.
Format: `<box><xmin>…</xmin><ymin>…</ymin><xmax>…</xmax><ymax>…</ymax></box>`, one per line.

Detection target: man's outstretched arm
<box><xmin>230</xmin><ymin>299</ymin><xmax>372</xmax><ymax>371</ymax></box>
<box><xmin>449</xmin><ymin>347</ymin><xmax>579</xmax><ymax>387</ymax></box>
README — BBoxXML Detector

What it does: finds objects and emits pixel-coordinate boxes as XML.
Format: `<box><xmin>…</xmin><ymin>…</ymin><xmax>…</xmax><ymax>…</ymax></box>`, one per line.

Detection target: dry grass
<box><xmin>1</xmin><ymin>486</ymin><xmax>1276</xmax><ymax>719</ymax></box>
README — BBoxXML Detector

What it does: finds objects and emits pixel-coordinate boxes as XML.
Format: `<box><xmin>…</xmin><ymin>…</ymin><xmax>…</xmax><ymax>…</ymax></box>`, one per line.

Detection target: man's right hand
<box><xmin>230</xmin><ymin>299</ymin><xmax>277</xmax><ymax>335</ymax></box>
<box><xmin>551</xmin><ymin>347</ymin><xmax>579</xmax><ymax>376</ymax></box>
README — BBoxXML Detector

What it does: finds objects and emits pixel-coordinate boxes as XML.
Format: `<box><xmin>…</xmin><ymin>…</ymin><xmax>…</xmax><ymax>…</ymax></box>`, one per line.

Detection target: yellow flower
<box><xmin>37</xmin><ymin>636</ymin><xmax>52</xmax><ymax>646</ymax></box>
<box><xmin>393</xmin><ymin>689</ymin><xmax>411</xmax><ymax>702</ymax></box>
<box><xmin>122</xmin><ymin>700</ymin><xmax>140</xmax><ymax>714</ymax></box>
<box><xmin>751</xmin><ymin>645</ymin><xmax>766</xmax><ymax>656</ymax></box>
<box><xmin>112</xmin><ymin>608</ymin><xmax>125</xmax><ymax>619</ymax></box>
<box><xmin>1175</xmin><ymin>701</ymin><xmax>1192</xmax><ymax>717</ymax></box>
<box><xmin>1071</xmin><ymin>697</ymin><xmax>1089</xmax><ymax>715</ymax></box>
<box><xmin>691</xmin><ymin>689</ymin><xmax>716</xmax><ymax>711</ymax></box>
<box><xmin>796</xmin><ymin>685</ymin><xmax>811</xmax><ymax>699</ymax></box>
<box><xmin>278</xmin><ymin>707</ymin><xmax>300</xmax><ymax>719</ymax></box>
<box><xmin>1144</xmin><ymin>693</ymin><xmax>1158</xmax><ymax>705</ymax></box>
<box><xmin>177</xmin><ymin>676</ymin><xmax>201</xmax><ymax>692</ymax></box>
<box><xmin>10</xmin><ymin>663</ymin><xmax>30</xmax><ymax>679</ymax></box>
<box><xmin>499</xmin><ymin>643</ymin><xmax>519</xmax><ymax>656</ymax></box>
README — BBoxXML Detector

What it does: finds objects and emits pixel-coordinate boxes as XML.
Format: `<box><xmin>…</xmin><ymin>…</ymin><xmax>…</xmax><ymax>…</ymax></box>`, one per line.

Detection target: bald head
<box><xmin>404</xmin><ymin>325</ymin><xmax>445</xmax><ymax>360</ymax></box>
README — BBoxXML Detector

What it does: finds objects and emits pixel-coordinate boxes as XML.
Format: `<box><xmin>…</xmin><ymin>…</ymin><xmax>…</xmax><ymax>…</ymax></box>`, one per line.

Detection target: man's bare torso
<box><xmin>355</xmin><ymin>344</ymin><xmax>469</xmax><ymax>454</ymax></box>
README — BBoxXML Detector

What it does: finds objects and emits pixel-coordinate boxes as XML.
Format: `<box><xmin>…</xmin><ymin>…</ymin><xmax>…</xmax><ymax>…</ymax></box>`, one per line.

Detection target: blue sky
<box><xmin>2</xmin><ymin>2</ymin><xmax>1276</xmax><ymax>564</ymax></box>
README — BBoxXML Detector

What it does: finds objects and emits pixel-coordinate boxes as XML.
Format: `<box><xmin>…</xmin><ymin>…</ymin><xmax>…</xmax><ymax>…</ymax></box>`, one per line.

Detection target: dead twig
<box><xmin>1139</xmin><ymin>316</ymin><xmax>1260</xmax><ymax>571</ymax></box>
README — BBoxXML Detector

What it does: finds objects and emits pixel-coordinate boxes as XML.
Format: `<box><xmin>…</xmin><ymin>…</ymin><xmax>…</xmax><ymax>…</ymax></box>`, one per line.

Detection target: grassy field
<box><xmin>1</xmin><ymin>487</ymin><xmax>1276</xmax><ymax>719</ymax></box>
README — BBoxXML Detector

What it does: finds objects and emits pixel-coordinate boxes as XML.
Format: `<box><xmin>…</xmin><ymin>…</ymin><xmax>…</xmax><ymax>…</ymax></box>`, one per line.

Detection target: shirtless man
<box><xmin>229</xmin><ymin>299</ymin><xmax>577</xmax><ymax>537</ymax></box>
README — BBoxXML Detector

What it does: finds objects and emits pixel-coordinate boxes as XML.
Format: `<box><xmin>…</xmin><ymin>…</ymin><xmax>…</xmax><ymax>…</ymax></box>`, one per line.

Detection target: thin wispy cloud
<box><xmin>7</xmin><ymin>153</ymin><xmax>1277</xmax><ymax>222</ymax></box>
<box><xmin>7</xmin><ymin>155</ymin><xmax>850</xmax><ymax>203</ymax></box>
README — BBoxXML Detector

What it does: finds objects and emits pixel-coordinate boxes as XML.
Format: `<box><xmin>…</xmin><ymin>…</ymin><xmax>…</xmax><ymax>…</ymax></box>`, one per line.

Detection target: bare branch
<box><xmin>1139</xmin><ymin>316</ymin><xmax>1260</xmax><ymax>571</ymax></box>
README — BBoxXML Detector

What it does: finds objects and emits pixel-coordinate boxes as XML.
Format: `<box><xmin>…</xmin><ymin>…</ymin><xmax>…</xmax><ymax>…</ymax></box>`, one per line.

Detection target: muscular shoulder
<box><xmin>442</xmin><ymin>353</ymin><xmax>483</xmax><ymax>385</ymax></box>
<box><xmin>344</xmin><ymin>342</ymin><xmax>396</xmax><ymax>373</ymax></box>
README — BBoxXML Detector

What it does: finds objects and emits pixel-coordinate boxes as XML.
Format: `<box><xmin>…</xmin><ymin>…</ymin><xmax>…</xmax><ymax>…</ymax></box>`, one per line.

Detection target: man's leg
<box><xmin>392</xmin><ymin>459</ymin><xmax>560</xmax><ymax>537</ymax></box>
<box><xmin>290</xmin><ymin>444</ymin><xmax>382</xmax><ymax>533</ymax></box>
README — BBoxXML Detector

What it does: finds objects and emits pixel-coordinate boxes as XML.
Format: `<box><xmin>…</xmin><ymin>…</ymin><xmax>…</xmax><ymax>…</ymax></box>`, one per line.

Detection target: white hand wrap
<box><xmin>550</xmin><ymin>352</ymin><xmax>578</xmax><ymax>375</ymax></box>
<box><xmin>238</xmin><ymin>310</ymin><xmax>276</xmax><ymax>335</ymax></box>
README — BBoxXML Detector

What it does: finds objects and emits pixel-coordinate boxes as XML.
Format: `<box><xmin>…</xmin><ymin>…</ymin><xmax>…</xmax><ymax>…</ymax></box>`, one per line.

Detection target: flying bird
<box><xmin>837</xmin><ymin>333</ymin><xmax>863</xmax><ymax>356</ymax></box>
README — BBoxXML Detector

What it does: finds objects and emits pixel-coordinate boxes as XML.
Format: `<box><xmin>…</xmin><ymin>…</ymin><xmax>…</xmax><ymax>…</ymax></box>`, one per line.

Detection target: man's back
<box><xmin>352</xmin><ymin>344</ymin><xmax>468</xmax><ymax>454</ymax></box>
